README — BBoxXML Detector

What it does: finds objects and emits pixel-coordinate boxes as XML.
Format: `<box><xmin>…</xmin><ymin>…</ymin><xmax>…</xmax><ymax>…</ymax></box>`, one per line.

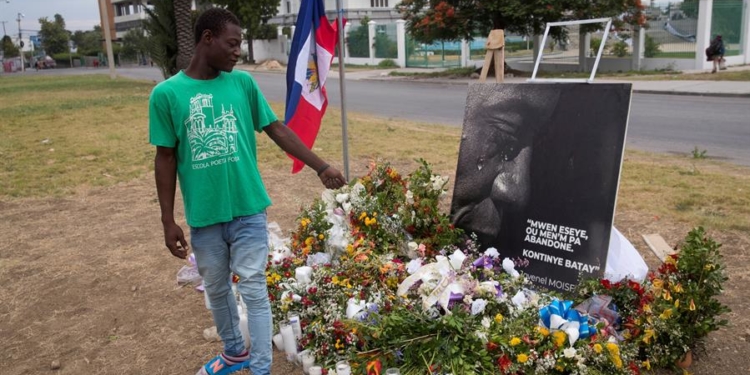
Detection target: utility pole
<box><xmin>17</xmin><ymin>12</ymin><xmax>23</xmax><ymax>72</ymax></box>
<box><xmin>1</xmin><ymin>21</ymin><xmax>8</xmax><ymax>36</ymax></box>
<box><xmin>99</xmin><ymin>0</ymin><xmax>116</xmax><ymax>79</ymax></box>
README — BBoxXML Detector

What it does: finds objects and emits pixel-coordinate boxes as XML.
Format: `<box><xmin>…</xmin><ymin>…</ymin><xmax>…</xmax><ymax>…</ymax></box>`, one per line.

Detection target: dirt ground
<box><xmin>1</xmin><ymin>160</ymin><xmax>748</xmax><ymax>374</ymax></box>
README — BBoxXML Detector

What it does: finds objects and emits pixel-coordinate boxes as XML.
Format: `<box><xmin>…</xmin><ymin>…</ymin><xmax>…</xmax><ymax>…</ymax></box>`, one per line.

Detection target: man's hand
<box><xmin>319</xmin><ymin>166</ymin><xmax>346</xmax><ymax>190</ymax></box>
<box><xmin>163</xmin><ymin>221</ymin><xmax>189</xmax><ymax>259</ymax></box>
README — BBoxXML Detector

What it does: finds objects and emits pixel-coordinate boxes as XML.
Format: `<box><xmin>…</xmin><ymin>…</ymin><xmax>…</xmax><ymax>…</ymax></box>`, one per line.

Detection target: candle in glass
<box><xmin>301</xmin><ymin>352</ymin><xmax>315</xmax><ymax>374</ymax></box>
<box><xmin>308</xmin><ymin>365</ymin><xmax>322</xmax><ymax>375</ymax></box>
<box><xmin>279</xmin><ymin>321</ymin><xmax>297</xmax><ymax>362</ymax></box>
<box><xmin>336</xmin><ymin>361</ymin><xmax>351</xmax><ymax>375</ymax></box>
<box><xmin>385</xmin><ymin>369</ymin><xmax>401</xmax><ymax>375</ymax></box>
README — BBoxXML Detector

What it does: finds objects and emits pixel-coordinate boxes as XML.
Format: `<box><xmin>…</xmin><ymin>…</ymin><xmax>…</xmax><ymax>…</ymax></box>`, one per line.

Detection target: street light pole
<box><xmin>17</xmin><ymin>12</ymin><xmax>23</xmax><ymax>72</ymax></box>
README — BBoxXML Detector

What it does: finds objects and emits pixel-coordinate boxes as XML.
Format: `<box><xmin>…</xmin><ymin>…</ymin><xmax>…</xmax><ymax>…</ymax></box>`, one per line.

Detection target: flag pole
<box><xmin>335</xmin><ymin>0</ymin><xmax>350</xmax><ymax>181</ymax></box>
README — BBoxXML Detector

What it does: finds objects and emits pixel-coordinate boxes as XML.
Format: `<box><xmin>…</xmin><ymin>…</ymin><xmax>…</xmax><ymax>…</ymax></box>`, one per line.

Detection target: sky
<box><xmin>1</xmin><ymin>0</ymin><xmax>101</xmax><ymax>36</ymax></box>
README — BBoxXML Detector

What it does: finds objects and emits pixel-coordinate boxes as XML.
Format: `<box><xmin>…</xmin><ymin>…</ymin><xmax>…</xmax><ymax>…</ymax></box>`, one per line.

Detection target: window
<box><xmin>370</xmin><ymin>0</ymin><xmax>388</xmax><ymax>7</ymax></box>
<box><xmin>286</xmin><ymin>1</ymin><xmax>291</xmax><ymax>14</ymax></box>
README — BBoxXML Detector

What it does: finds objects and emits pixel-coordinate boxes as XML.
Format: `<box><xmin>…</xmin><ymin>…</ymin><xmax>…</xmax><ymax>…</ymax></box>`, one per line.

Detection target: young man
<box><xmin>149</xmin><ymin>8</ymin><xmax>346</xmax><ymax>375</ymax></box>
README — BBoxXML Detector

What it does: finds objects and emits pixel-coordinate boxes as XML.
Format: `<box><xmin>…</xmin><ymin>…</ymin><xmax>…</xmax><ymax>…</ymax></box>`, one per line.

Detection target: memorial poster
<box><xmin>451</xmin><ymin>83</ymin><xmax>632</xmax><ymax>292</ymax></box>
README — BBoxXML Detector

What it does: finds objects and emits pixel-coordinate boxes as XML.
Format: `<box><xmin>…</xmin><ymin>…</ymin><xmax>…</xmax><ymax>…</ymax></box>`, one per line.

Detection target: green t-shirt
<box><xmin>149</xmin><ymin>70</ymin><xmax>278</xmax><ymax>228</ymax></box>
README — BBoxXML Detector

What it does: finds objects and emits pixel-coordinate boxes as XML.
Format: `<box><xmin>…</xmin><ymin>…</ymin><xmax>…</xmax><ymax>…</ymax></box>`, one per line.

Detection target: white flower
<box><xmin>481</xmin><ymin>316</ymin><xmax>492</xmax><ymax>329</ymax></box>
<box><xmin>502</xmin><ymin>258</ymin><xmax>521</xmax><ymax>279</ymax></box>
<box><xmin>321</xmin><ymin>190</ymin><xmax>337</xmax><ymax>209</ymax></box>
<box><xmin>405</xmin><ymin>190</ymin><xmax>414</xmax><ymax>204</ymax></box>
<box><xmin>471</xmin><ymin>299</ymin><xmax>487</xmax><ymax>315</ymax></box>
<box><xmin>342</xmin><ymin>202</ymin><xmax>352</xmax><ymax>213</ymax></box>
<box><xmin>448</xmin><ymin>250</ymin><xmax>467</xmax><ymax>270</ymax></box>
<box><xmin>430</xmin><ymin>175</ymin><xmax>446</xmax><ymax>191</ymax></box>
<box><xmin>474</xmin><ymin>330</ymin><xmax>488</xmax><ymax>343</ymax></box>
<box><xmin>484</xmin><ymin>247</ymin><xmax>500</xmax><ymax>259</ymax></box>
<box><xmin>408</xmin><ymin>241</ymin><xmax>418</xmax><ymax>252</ymax></box>
<box><xmin>335</xmin><ymin>193</ymin><xmax>350</xmax><ymax>204</ymax></box>
<box><xmin>511</xmin><ymin>290</ymin><xmax>528</xmax><ymax>309</ymax></box>
<box><xmin>563</xmin><ymin>347</ymin><xmax>577</xmax><ymax>358</ymax></box>
<box><xmin>406</xmin><ymin>258</ymin><xmax>423</xmax><ymax>274</ymax></box>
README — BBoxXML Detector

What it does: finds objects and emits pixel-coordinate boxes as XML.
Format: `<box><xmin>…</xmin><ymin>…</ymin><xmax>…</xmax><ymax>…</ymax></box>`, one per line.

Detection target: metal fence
<box><xmin>405</xmin><ymin>36</ymin><xmax>461</xmax><ymax>68</ymax></box>
<box><xmin>346</xmin><ymin>23</ymin><xmax>369</xmax><ymax>58</ymax></box>
<box><xmin>711</xmin><ymin>0</ymin><xmax>744</xmax><ymax>55</ymax></box>
<box><xmin>645</xmin><ymin>1</ymin><xmax>698</xmax><ymax>58</ymax></box>
<box><xmin>374</xmin><ymin>23</ymin><xmax>397</xmax><ymax>59</ymax></box>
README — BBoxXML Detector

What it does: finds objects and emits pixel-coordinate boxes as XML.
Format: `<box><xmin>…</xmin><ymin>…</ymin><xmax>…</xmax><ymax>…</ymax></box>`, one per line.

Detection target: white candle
<box><xmin>301</xmin><ymin>353</ymin><xmax>315</xmax><ymax>374</ymax></box>
<box><xmin>308</xmin><ymin>365</ymin><xmax>322</xmax><ymax>375</ymax></box>
<box><xmin>288</xmin><ymin>313</ymin><xmax>302</xmax><ymax>339</ymax></box>
<box><xmin>280</xmin><ymin>322</ymin><xmax>297</xmax><ymax>362</ymax></box>
<box><xmin>272</xmin><ymin>333</ymin><xmax>284</xmax><ymax>351</ymax></box>
<box><xmin>336</xmin><ymin>361</ymin><xmax>351</xmax><ymax>375</ymax></box>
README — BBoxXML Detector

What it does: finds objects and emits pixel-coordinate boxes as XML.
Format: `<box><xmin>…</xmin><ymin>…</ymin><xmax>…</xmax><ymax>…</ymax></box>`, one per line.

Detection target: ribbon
<box><xmin>539</xmin><ymin>299</ymin><xmax>597</xmax><ymax>346</ymax></box>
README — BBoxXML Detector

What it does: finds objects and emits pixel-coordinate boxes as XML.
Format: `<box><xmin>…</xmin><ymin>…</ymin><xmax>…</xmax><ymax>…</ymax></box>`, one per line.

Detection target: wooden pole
<box><xmin>99</xmin><ymin>0</ymin><xmax>116</xmax><ymax>79</ymax></box>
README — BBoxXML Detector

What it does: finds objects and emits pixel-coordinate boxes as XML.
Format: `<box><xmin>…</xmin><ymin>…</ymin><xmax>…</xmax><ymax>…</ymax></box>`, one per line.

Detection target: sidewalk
<box><xmin>341</xmin><ymin>67</ymin><xmax>750</xmax><ymax>98</ymax></box>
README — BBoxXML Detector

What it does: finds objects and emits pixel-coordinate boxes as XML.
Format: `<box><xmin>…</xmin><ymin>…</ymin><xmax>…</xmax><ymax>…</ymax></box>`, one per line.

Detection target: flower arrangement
<box><xmin>266</xmin><ymin>161</ymin><xmax>729</xmax><ymax>374</ymax></box>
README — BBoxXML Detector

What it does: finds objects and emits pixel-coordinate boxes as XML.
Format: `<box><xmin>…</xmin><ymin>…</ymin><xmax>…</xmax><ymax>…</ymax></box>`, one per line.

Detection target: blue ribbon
<box><xmin>539</xmin><ymin>300</ymin><xmax>597</xmax><ymax>340</ymax></box>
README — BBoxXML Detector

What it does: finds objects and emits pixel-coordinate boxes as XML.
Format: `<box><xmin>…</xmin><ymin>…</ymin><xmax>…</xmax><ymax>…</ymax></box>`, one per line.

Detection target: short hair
<box><xmin>194</xmin><ymin>8</ymin><xmax>241</xmax><ymax>45</ymax></box>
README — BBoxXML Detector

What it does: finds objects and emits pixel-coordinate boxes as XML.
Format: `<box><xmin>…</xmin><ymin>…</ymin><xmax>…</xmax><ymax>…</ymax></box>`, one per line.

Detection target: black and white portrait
<box><xmin>451</xmin><ymin>83</ymin><xmax>632</xmax><ymax>291</ymax></box>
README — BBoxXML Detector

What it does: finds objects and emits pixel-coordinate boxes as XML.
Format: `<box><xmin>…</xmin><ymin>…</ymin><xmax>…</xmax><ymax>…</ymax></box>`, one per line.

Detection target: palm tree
<box><xmin>174</xmin><ymin>0</ymin><xmax>193</xmax><ymax>70</ymax></box>
<box><xmin>143</xmin><ymin>0</ymin><xmax>178</xmax><ymax>78</ymax></box>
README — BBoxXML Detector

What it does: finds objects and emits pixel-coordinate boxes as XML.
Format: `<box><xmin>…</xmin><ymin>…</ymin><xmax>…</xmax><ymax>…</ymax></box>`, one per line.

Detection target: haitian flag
<box><xmin>285</xmin><ymin>0</ymin><xmax>339</xmax><ymax>173</ymax></box>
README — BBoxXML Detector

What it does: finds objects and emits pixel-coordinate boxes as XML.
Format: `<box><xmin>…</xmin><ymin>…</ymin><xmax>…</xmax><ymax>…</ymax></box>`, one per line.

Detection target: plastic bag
<box><xmin>604</xmin><ymin>227</ymin><xmax>648</xmax><ymax>283</ymax></box>
<box><xmin>176</xmin><ymin>253</ymin><xmax>202</xmax><ymax>286</ymax></box>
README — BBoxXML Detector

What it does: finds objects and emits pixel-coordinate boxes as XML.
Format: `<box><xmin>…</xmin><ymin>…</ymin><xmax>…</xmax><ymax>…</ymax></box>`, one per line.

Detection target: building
<box><xmin>270</xmin><ymin>0</ymin><xmax>400</xmax><ymax>26</ymax></box>
<box><xmin>98</xmin><ymin>0</ymin><xmax>210</xmax><ymax>40</ymax></box>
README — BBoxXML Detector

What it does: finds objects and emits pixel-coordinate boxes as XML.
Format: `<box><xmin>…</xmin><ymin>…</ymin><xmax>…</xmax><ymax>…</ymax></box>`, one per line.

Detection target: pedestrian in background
<box><xmin>706</xmin><ymin>35</ymin><xmax>725</xmax><ymax>73</ymax></box>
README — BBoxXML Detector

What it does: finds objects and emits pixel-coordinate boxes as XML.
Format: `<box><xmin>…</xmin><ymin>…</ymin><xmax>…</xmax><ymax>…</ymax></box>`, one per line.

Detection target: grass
<box><xmin>1</xmin><ymin>74</ymin><xmax>749</xmax><ymax>233</ymax></box>
<box><xmin>389</xmin><ymin>67</ymin><xmax>475</xmax><ymax>78</ymax></box>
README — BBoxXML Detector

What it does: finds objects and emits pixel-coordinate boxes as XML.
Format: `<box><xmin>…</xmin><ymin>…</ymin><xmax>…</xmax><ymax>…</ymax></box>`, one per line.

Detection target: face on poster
<box><xmin>451</xmin><ymin>83</ymin><xmax>632</xmax><ymax>292</ymax></box>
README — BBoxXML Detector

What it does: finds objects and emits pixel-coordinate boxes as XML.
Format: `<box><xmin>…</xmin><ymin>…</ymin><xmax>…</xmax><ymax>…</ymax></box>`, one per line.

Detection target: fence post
<box><xmin>695</xmin><ymin>0</ymin><xmax>714</xmax><ymax>70</ymax></box>
<box><xmin>344</xmin><ymin>21</ymin><xmax>352</xmax><ymax>65</ymax></box>
<box><xmin>742</xmin><ymin>0</ymin><xmax>750</xmax><ymax>64</ymax></box>
<box><xmin>631</xmin><ymin>26</ymin><xmax>644</xmax><ymax>71</ymax></box>
<box><xmin>396</xmin><ymin>20</ymin><xmax>406</xmax><ymax>68</ymax></box>
<box><xmin>461</xmin><ymin>39</ymin><xmax>469</xmax><ymax>67</ymax></box>
<box><xmin>368</xmin><ymin>20</ymin><xmax>377</xmax><ymax>65</ymax></box>
<box><xmin>578</xmin><ymin>32</ymin><xmax>590</xmax><ymax>72</ymax></box>
<box><xmin>277</xmin><ymin>26</ymin><xmax>284</xmax><ymax>54</ymax></box>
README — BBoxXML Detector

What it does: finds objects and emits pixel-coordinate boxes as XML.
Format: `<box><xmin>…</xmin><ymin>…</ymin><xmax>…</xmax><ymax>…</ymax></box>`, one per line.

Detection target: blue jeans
<box><xmin>191</xmin><ymin>213</ymin><xmax>272</xmax><ymax>375</ymax></box>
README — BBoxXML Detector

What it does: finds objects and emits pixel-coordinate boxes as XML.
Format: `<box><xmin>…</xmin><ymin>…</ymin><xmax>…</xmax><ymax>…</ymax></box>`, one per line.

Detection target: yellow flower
<box><xmin>665</xmin><ymin>255</ymin><xmax>677</xmax><ymax>265</ymax></box>
<box><xmin>704</xmin><ymin>263</ymin><xmax>715</xmax><ymax>271</ymax></box>
<box><xmin>643</xmin><ymin>304</ymin><xmax>652</xmax><ymax>313</ymax></box>
<box><xmin>318</xmin><ymin>233</ymin><xmax>325</xmax><ymax>240</ymax></box>
<box><xmin>332</xmin><ymin>276</ymin><xmax>340</xmax><ymax>285</ymax></box>
<box><xmin>672</xmin><ymin>283</ymin><xmax>684</xmax><ymax>293</ymax></box>
<box><xmin>612</xmin><ymin>356</ymin><xmax>623</xmax><ymax>369</ymax></box>
<box><xmin>510</xmin><ymin>337</ymin><xmax>521</xmax><ymax>346</ymax></box>
<box><xmin>494</xmin><ymin>314</ymin><xmax>504</xmax><ymax>324</ymax></box>
<box><xmin>675</xmin><ymin>299</ymin><xmax>680</xmax><ymax>308</ymax></box>
<box><xmin>335</xmin><ymin>339</ymin><xmax>344</xmax><ymax>350</ymax></box>
<box><xmin>660</xmin><ymin>308</ymin><xmax>673</xmax><ymax>320</ymax></box>
<box><xmin>662</xmin><ymin>289</ymin><xmax>672</xmax><ymax>301</ymax></box>
<box><xmin>359</xmin><ymin>212</ymin><xmax>367</xmax><ymax>220</ymax></box>
<box><xmin>593</xmin><ymin>343</ymin><xmax>603</xmax><ymax>354</ymax></box>
<box><xmin>305</xmin><ymin>237</ymin><xmax>314</xmax><ymax>246</ymax></box>
<box><xmin>606</xmin><ymin>342</ymin><xmax>619</xmax><ymax>355</ymax></box>
<box><xmin>555</xmin><ymin>365</ymin><xmax>564</xmax><ymax>371</ymax></box>
<box><xmin>642</xmin><ymin>329</ymin><xmax>655</xmax><ymax>345</ymax></box>
<box><xmin>346</xmin><ymin>244</ymin><xmax>355</xmax><ymax>256</ymax></box>
<box><xmin>552</xmin><ymin>331</ymin><xmax>567</xmax><ymax>347</ymax></box>
<box><xmin>351</xmin><ymin>328</ymin><xmax>357</xmax><ymax>334</ymax></box>
<box><xmin>517</xmin><ymin>353</ymin><xmax>529</xmax><ymax>363</ymax></box>
<box><xmin>689</xmin><ymin>299</ymin><xmax>696</xmax><ymax>311</ymax></box>
<box><xmin>652</xmin><ymin>278</ymin><xmax>664</xmax><ymax>291</ymax></box>
<box><xmin>364</xmin><ymin>217</ymin><xmax>377</xmax><ymax>226</ymax></box>
<box><xmin>643</xmin><ymin>360</ymin><xmax>651</xmax><ymax>370</ymax></box>
<box><xmin>300</xmin><ymin>218</ymin><xmax>310</xmax><ymax>228</ymax></box>
<box><xmin>536</xmin><ymin>326</ymin><xmax>550</xmax><ymax>337</ymax></box>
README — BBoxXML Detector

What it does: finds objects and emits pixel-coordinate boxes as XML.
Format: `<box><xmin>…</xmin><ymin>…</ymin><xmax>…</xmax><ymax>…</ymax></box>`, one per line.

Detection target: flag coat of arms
<box><xmin>285</xmin><ymin>0</ymin><xmax>339</xmax><ymax>173</ymax></box>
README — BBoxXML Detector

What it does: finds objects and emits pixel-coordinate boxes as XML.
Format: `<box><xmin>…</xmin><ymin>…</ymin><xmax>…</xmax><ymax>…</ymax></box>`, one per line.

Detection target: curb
<box><xmin>358</xmin><ymin>77</ymin><xmax>750</xmax><ymax>98</ymax></box>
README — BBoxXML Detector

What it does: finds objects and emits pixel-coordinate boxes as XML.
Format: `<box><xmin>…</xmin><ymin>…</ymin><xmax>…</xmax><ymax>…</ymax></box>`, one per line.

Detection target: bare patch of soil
<box><xmin>1</xmin><ymin>162</ymin><xmax>747</xmax><ymax>374</ymax></box>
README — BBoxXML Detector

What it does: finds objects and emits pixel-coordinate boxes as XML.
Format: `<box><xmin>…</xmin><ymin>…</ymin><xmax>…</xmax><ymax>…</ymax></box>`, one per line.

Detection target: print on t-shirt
<box><xmin>185</xmin><ymin>93</ymin><xmax>238</xmax><ymax>162</ymax></box>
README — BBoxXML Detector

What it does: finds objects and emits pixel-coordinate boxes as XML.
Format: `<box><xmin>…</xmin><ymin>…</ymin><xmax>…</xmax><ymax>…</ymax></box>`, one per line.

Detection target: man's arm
<box><xmin>264</xmin><ymin>121</ymin><xmax>346</xmax><ymax>189</ymax></box>
<box><xmin>154</xmin><ymin>146</ymin><xmax>188</xmax><ymax>259</ymax></box>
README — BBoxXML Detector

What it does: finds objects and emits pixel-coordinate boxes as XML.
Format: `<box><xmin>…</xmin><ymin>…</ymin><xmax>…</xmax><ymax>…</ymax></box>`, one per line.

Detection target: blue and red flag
<box><xmin>285</xmin><ymin>0</ymin><xmax>339</xmax><ymax>174</ymax></box>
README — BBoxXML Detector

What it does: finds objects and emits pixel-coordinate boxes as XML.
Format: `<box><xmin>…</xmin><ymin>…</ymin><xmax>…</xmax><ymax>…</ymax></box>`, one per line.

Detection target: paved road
<box><xmin>17</xmin><ymin>67</ymin><xmax>750</xmax><ymax>166</ymax></box>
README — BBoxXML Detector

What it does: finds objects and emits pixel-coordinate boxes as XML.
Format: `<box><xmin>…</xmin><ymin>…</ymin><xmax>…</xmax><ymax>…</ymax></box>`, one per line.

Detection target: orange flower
<box><xmin>366</xmin><ymin>359</ymin><xmax>382</xmax><ymax>375</ymax></box>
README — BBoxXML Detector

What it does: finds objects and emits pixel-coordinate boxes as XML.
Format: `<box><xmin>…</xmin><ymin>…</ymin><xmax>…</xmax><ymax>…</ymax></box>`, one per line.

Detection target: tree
<box><xmin>121</xmin><ymin>28</ymin><xmax>149</xmax><ymax>62</ymax></box>
<box><xmin>2</xmin><ymin>35</ymin><xmax>20</xmax><ymax>57</ymax></box>
<box><xmin>144</xmin><ymin>0</ymin><xmax>179</xmax><ymax>78</ymax></box>
<box><xmin>397</xmin><ymin>0</ymin><xmax>646</xmax><ymax>44</ymax></box>
<box><xmin>71</xmin><ymin>26</ymin><xmax>103</xmax><ymax>56</ymax></box>
<box><xmin>38</xmin><ymin>14</ymin><xmax>70</xmax><ymax>55</ymax></box>
<box><xmin>174</xmin><ymin>0</ymin><xmax>194</xmax><ymax>70</ymax></box>
<box><xmin>212</xmin><ymin>0</ymin><xmax>281</xmax><ymax>64</ymax></box>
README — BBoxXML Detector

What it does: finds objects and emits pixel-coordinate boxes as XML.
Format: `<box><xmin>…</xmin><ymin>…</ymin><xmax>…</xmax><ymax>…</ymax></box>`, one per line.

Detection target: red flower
<box><xmin>366</xmin><ymin>359</ymin><xmax>382</xmax><ymax>375</ymax></box>
<box><xmin>486</xmin><ymin>341</ymin><xmax>499</xmax><ymax>352</ymax></box>
<box><xmin>600</xmin><ymin>279</ymin><xmax>612</xmax><ymax>289</ymax></box>
<box><xmin>497</xmin><ymin>354</ymin><xmax>512</xmax><ymax>372</ymax></box>
<box><xmin>308</xmin><ymin>287</ymin><xmax>317</xmax><ymax>294</ymax></box>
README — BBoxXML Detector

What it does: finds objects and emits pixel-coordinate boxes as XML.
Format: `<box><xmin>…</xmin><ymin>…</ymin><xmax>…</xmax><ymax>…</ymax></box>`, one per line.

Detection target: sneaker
<box><xmin>196</xmin><ymin>355</ymin><xmax>249</xmax><ymax>375</ymax></box>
